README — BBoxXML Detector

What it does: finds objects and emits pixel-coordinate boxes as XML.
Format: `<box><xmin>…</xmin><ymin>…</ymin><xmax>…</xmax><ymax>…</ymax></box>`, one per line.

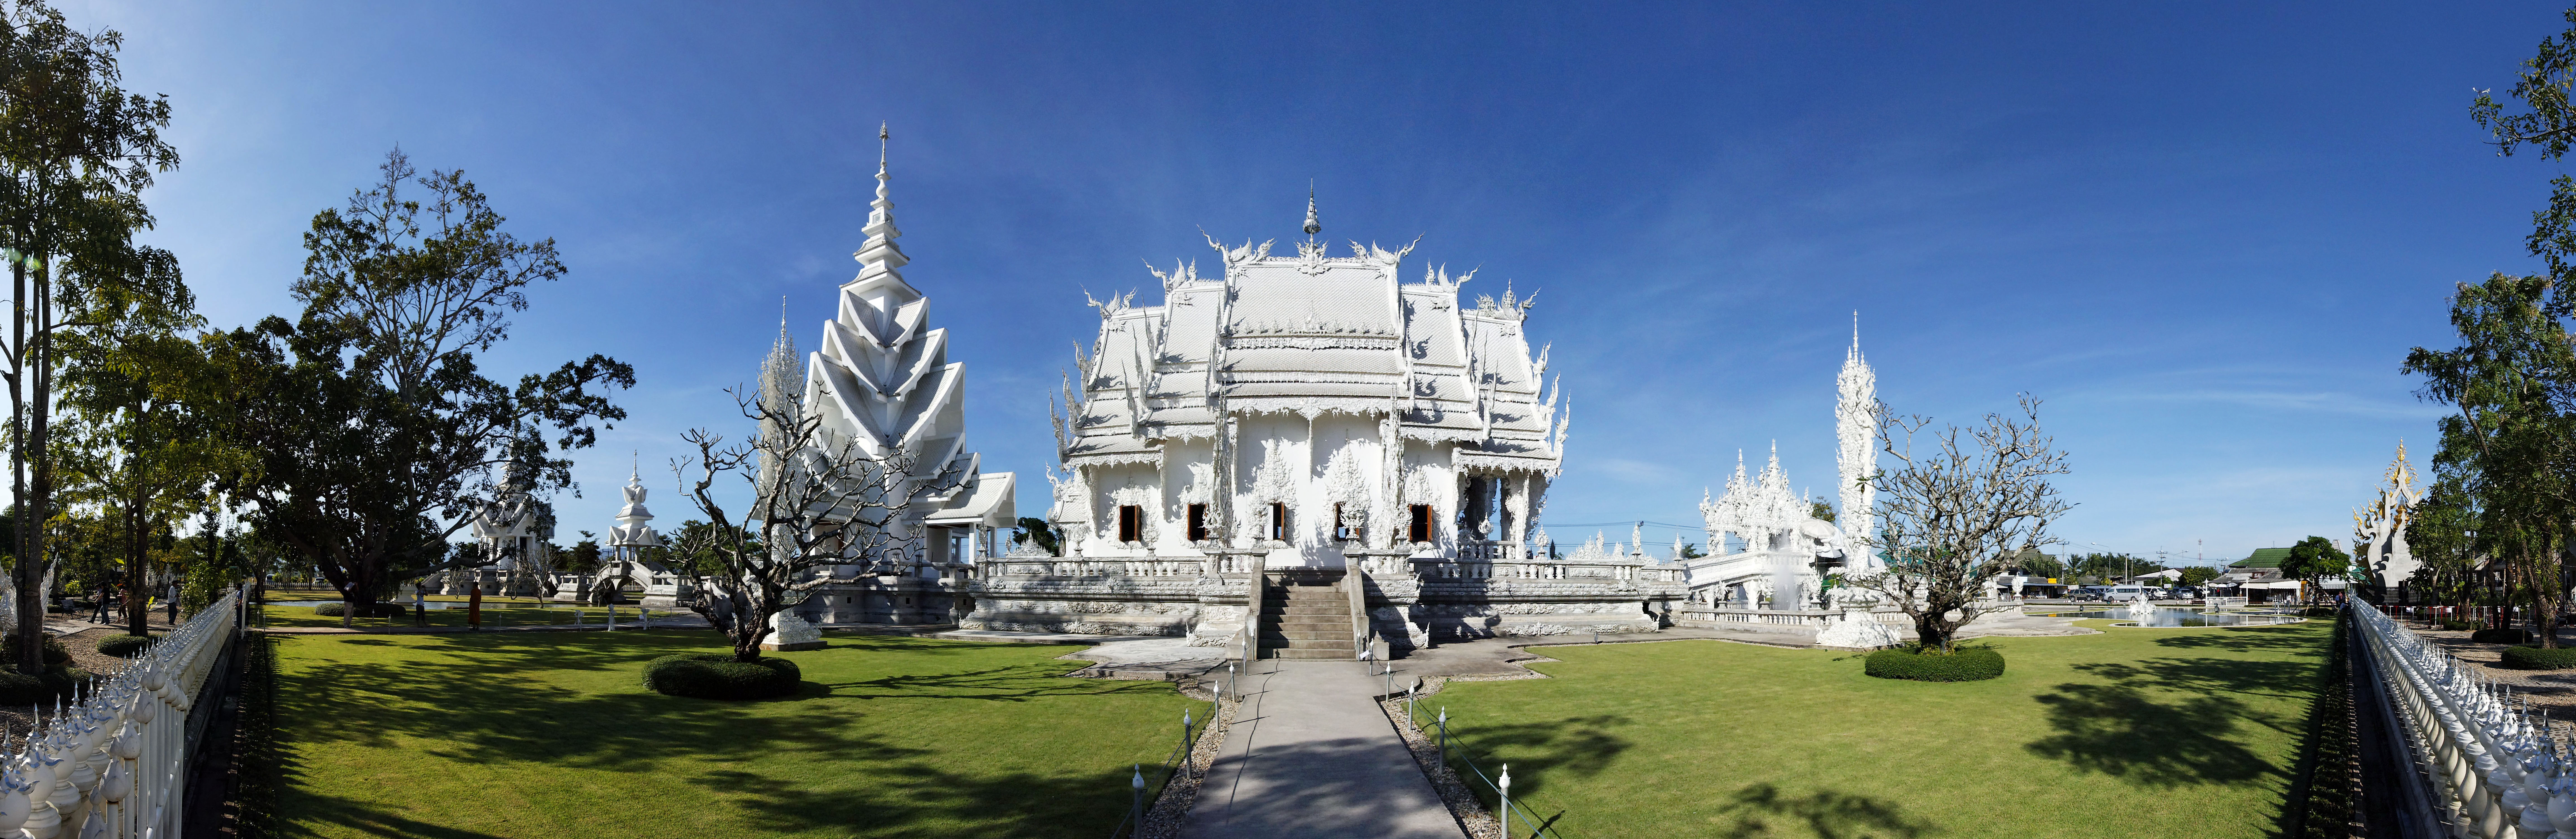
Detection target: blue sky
<box><xmin>58</xmin><ymin>1</ymin><xmax>2570</xmax><ymax>565</ymax></box>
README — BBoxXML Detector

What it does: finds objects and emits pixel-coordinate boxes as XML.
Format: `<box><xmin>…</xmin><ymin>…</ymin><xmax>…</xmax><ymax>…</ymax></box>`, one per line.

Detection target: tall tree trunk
<box><xmin>9</xmin><ymin>256</ymin><xmax>35</xmax><ymax>675</ymax></box>
<box><xmin>25</xmin><ymin>256</ymin><xmax>53</xmax><ymax>674</ymax></box>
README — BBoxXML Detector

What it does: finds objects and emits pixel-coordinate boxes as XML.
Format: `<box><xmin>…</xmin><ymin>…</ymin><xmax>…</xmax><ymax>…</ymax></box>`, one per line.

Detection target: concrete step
<box><xmin>1261</xmin><ymin>630</ymin><xmax>1353</xmax><ymax>642</ymax></box>
<box><xmin>1268</xmin><ymin>647</ymin><xmax>1357</xmax><ymax>660</ymax></box>
<box><xmin>1269</xmin><ymin>618</ymin><xmax>1350</xmax><ymax>630</ymax></box>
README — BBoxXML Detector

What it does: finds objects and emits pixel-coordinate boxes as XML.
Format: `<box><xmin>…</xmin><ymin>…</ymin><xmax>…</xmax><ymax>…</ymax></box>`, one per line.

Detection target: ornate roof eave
<box><xmin>1066</xmin><ymin>452</ymin><xmax>1164</xmax><ymax>469</ymax></box>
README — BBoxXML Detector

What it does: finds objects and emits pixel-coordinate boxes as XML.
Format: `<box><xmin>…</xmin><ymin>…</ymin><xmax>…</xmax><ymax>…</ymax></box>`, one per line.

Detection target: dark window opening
<box><xmin>1118</xmin><ymin>505</ymin><xmax>1143</xmax><ymax>542</ymax></box>
<box><xmin>1334</xmin><ymin>503</ymin><xmax>1355</xmax><ymax>541</ymax></box>
<box><xmin>1187</xmin><ymin>504</ymin><xmax>1209</xmax><ymax>542</ymax></box>
<box><xmin>1268</xmin><ymin>502</ymin><xmax>1290</xmax><ymax>542</ymax></box>
<box><xmin>1408</xmin><ymin>504</ymin><xmax>1434</xmax><ymax>543</ymax></box>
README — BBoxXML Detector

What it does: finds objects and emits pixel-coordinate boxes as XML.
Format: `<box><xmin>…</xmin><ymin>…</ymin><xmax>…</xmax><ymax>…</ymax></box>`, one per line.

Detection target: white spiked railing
<box><xmin>2352</xmin><ymin>600</ymin><xmax>2576</xmax><ymax>839</ymax></box>
<box><xmin>0</xmin><ymin>584</ymin><xmax>242</xmax><ymax>838</ymax></box>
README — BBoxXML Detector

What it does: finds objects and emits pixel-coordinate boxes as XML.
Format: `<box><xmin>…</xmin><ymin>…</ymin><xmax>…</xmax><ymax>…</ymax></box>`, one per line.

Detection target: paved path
<box><xmin>1179</xmin><ymin>659</ymin><xmax>1464</xmax><ymax>839</ymax></box>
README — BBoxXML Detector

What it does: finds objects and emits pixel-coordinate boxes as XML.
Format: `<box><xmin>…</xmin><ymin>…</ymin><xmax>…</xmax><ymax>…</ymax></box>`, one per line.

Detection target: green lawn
<box><xmin>258</xmin><ymin>601</ymin><xmax>651</xmax><ymax>629</ymax></box>
<box><xmin>1422</xmin><ymin>619</ymin><xmax>2329</xmax><ymax>839</ymax></box>
<box><xmin>275</xmin><ymin>632</ymin><xmax>1196</xmax><ymax>838</ymax></box>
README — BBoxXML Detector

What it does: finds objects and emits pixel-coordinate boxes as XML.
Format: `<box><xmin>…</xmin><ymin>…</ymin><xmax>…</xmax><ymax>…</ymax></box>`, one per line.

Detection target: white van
<box><xmin>2105</xmin><ymin>584</ymin><xmax>2153</xmax><ymax>601</ymax></box>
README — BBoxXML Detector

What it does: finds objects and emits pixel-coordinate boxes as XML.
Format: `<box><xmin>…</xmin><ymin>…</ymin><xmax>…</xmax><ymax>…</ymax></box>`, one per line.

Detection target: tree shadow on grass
<box><xmin>1711</xmin><ymin>782</ymin><xmax>1933</xmax><ymax>839</ymax></box>
<box><xmin>1441</xmin><ymin>714</ymin><xmax>1631</xmax><ymax>803</ymax></box>
<box><xmin>2149</xmin><ymin>625</ymin><xmax>2328</xmax><ymax>656</ymax></box>
<box><xmin>272</xmin><ymin>632</ymin><xmax>1184</xmax><ymax>838</ymax></box>
<box><xmin>2025</xmin><ymin>680</ymin><xmax>2278</xmax><ymax>787</ymax></box>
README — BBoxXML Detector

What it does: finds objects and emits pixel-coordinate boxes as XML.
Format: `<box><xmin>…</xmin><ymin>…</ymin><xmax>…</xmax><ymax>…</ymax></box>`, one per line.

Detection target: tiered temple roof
<box><xmin>1054</xmin><ymin>235</ymin><xmax>1566</xmax><ymax>476</ymax></box>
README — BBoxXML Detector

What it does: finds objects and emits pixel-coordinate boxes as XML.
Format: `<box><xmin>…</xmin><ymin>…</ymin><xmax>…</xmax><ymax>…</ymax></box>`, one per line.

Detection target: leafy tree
<box><xmin>1849</xmin><ymin>395</ymin><xmax>2072</xmax><ymax>651</ymax></box>
<box><xmin>0</xmin><ymin>0</ymin><xmax>181</xmax><ymax>672</ymax></box>
<box><xmin>205</xmin><ymin>150</ymin><xmax>632</xmax><ymax>622</ymax></box>
<box><xmin>1011</xmin><ymin>516</ymin><xmax>1059</xmax><ymax>556</ymax></box>
<box><xmin>1679</xmin><ymin>542</ymin><xmax>1707</xmax><ymax>560</ymax></box>
<box><xmin>2280</xmin><ymin>535</ymin><xmax>2352</xmax><ymax>603</ymax></box>
<box><xmin>2403</xmin><ymin>273</ymin><xmax>2576</xmax><ymax>645</ymax></box>
<box><xmin>564</xmin><ymin>534</ymin><xmax>601</xmax><ymax>575</ymax></box>
<box><xmin>2178</xmin><ymin>566</ymin><xmax>2221</xmax><ymax>587</ymax></box>
<box><xmin>2006</xmin><ymin>548</ymin><xmax>2064</xmax><ymax>579</ymax></box>
<box><xmin>2406</xmin><ymin>478</ymin><xmax>2485</xmax><ymax>607</ymax></box>
<box><xmin>1808</xmin><ymin>501</ymin><xmax>1836</xmax><ymax>524</ymax></box>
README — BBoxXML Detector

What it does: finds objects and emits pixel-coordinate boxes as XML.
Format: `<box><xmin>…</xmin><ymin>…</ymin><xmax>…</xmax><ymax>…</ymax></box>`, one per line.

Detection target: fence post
<box><xmin>1131</xmin><ymin>764</ymin><xmax>1145</xmax><ymax>831</ymax></box>
<box><xmin>1499</xmin><ymin>763</ymin><xmax>1512</xmax><ymax>837</ymax></box>
<box><xmin>1437</xmin><ymin>708</ymin><xmax>1448</xmax><ymax>769</ymax></box>
<box><xmin>1182</xmin><ymin>709</ymin><xmax>1195</xmax><ymax>779</ymax></box>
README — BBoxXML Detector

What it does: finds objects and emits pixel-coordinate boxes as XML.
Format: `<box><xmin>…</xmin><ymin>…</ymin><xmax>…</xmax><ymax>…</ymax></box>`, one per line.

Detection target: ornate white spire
<box><xmin>853</xmin><ymin>122</ymin><xmax>909</xmax><ymax>290</ymax></box>
<box><xmin>1836</xmin><ymin>311</ymin><xmax>1879</xmax><ymax>568</ymax></box>
<box><xmin>1303</xmin><ymin>183</ymin><xmax>1321</xmax><ymax>238</ymax></box>
<box><xmin>609</xmin><ymin>458</ymin><xmax>661</xmax><ymax>549</ymax></box>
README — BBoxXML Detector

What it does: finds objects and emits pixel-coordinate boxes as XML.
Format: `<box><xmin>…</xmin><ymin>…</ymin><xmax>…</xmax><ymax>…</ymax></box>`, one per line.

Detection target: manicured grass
<box><xmin>1422</xmin><ymin>619</ymin><xmax>2328</xmax><ymax>838</ymax></box>
<box><xmin>275</xmin><ymin>631</ymin><xmax>1195</xmax><ymax>838</ymax></box>
<box><xmin>257</xmin><ymin>601</ymin><xmax>652</xmax><ymax>629</ymax></box>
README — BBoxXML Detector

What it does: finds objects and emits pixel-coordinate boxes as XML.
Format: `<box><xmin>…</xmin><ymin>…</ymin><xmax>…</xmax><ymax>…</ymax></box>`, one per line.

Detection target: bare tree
<box><xmin>669</xmin><ymin>387</ymin><xmax>953</xmax><ymax>662</ymax></box>
<box><xmin>1848</xmin><ymin>394</ymin><xmax>2071</xmax><ymax>652</ymax></box>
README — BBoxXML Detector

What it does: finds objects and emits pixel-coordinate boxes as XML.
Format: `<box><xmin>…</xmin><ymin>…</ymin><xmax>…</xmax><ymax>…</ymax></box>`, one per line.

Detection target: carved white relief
<box><xmin>1322</xmin><ymin>445</ymin><xmax>1371</xmax><ymax>534</ymax></box>
<box><xmin>1178</xmin><ymin>462</ymin><xmax>1215</xmax><ymax>505</ymax></box>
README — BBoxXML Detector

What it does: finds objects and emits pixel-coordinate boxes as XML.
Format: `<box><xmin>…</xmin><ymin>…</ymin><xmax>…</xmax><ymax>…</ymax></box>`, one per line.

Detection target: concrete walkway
<box><xmin>1179</xmin><ymin>658</ymin><xmax>1464</xmax><ymax>839</ymax></box>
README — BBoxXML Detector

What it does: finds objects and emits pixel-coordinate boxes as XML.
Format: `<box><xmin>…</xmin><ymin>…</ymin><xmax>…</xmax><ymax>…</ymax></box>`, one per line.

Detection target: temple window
<box><xmin>1333</xmin><ymin>503</ymin><xmax>1354</xmax><ymax>541</ymax></box>
<box><xmin>1409</xmin><ymin>504</ymin><xmax>1434</xmax><ymax>543</ymax></box>
<box><xmin>1186</xmin><ymin>504</ymin><xmax>1209</xmax><ymax>542</ymax></box>
<box><xmin>1268</xmin><ymin>502</ymin><xmax>1290</xmax><ymax>542</ymax></box>
<box><xmin>1117</xmin><ymin>505</ymin><xmax>1143</xmax><ymax>543</ymax></box>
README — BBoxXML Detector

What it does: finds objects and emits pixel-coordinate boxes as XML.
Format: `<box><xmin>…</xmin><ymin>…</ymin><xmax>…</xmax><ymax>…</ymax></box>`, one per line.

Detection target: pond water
<box><xmin>2039</xmin><ymin>608</ymin><xmax>2304</xmax><ymax>627</ymax></box>
<box><xmin>279</xmin><ymin>599</ymin><xmax>458</xmax><ymax>610</ymax></box>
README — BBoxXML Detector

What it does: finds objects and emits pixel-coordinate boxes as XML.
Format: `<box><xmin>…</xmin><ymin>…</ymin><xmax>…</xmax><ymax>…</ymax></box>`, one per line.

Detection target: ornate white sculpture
<box><xmin>2352</xmin><ymin>440</ymin><xmax>2420</xmax><ymax>592</ymax></box>
<box><xmin>1835</xmin><ymin>313</ymin><xmax>1882</xmax><ymax>574</ymax></box>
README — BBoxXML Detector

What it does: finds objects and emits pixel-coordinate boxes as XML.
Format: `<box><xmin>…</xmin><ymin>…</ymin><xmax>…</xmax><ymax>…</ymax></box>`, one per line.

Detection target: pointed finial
<box><xmin>1303</xmin><ymin>181</ymin><xmax>1321</xmax><ymax>238</ymax></box>
<box><xmin>879</xmin><ymin>122</ymin><xmax>889</xmax><ymax>167</ymax></box>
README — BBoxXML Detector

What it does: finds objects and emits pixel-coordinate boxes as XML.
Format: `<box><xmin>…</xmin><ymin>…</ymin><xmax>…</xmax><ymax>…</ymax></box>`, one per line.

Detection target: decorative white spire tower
<box><xmin>800</xmin><ymin>123</ymin><xmax>981</xmax><ymax>560</ymax></box>
<box><xmin>1835</xmin><ymin>312</ymin><xmax>1879</xmax><ymax>571</ymax></box>
<box><xmin>608</xmin><ymin>459</ymin><xmax>662</xmax><ymax>560</ymax></box>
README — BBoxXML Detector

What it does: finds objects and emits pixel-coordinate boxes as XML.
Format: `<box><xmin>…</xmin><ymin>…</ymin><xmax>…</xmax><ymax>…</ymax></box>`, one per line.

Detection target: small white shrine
<box><xmin>460</xmin><ymin>463</ymin><xmax>553</xmax><ymax>597</ymax></box>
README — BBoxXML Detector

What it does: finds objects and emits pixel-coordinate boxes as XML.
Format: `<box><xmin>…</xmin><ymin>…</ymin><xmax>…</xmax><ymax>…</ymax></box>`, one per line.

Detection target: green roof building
<box><xmin>2233</xmin><ymin>548</ymin><xmax>2292</xmax><ymax>570</ymax></box>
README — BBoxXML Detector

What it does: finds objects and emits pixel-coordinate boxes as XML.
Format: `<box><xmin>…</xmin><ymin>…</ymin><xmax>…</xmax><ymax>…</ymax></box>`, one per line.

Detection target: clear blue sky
<box><xmin>60</xmin><ymin>1</ymin><xmax>2567</xmax><ymax>565</ymax></box>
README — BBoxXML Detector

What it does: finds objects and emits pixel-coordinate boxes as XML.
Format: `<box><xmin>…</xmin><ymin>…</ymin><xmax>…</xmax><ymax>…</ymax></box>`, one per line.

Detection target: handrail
<box><xmin>1347</xmin><ymin>569</ymin><xmax>1374</xmax><ymax>662</ymax></box>
<box><xmin>2348</xmin><ymin>601</ymin><xmax>2565</xmax><ymax>838</ymax></box>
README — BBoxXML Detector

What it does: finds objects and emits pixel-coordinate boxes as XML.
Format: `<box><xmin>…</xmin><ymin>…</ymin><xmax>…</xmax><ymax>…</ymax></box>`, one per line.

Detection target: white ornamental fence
<box><xmin>2351</xmin><ymin>600</ymin><xmax>2576</xmax><ymax>838</ymax></box>
<box><xmin>0</xmin><ymin>584</ymin><xmax>242</xmax><ymax>838</ymax></box>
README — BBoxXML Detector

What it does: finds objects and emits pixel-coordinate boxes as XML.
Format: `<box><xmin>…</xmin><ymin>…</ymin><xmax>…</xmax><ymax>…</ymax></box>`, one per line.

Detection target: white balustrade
<box><xmin>2350</xmin><ymin>601</ymin><xmax>2576</xmax><ymax>839</ymax></box>
<box><xmin>0</xmin><ymin>585</ymin><xmax>241</xmax><ymax>839</ymax></box>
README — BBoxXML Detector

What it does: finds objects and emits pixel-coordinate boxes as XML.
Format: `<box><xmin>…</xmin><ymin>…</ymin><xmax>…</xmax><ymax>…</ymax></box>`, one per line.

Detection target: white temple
<box><xmin>1682</xmin><ymin>318</ymin><xmax>1878</xmax><ymax>610</ymax></box>
<box><xmin>768</xmin><ymin>127</ymin><xmax>1016</xmax><ymax>627</ymax></box>
<box><xmin>967</xmin><ymin>197</ymin><xmax>1681</xmax><ymax>651</ymax></box>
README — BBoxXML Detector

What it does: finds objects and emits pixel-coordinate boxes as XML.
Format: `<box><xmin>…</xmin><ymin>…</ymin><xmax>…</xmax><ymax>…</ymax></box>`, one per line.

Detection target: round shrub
<box><xmin>94</xmin><ymin>634</ymin><xmax>151</xmax><ymax>658</ymax></box>
<box><xmin>2473</xmin><ymin>627</ymin><xmax>2532</xmax><ymax>644</ymax></box>
<box><xmin>642</xmin><ymin>653</ymin><xmax>802</xmax><ymax>700</ymax></box>
<box><xmin>2501</xmin><ymin>645</ymin><xmax>2576</xmax><ymax>670</ymax></box>
<box><xmin>1864</xmin><ymin>645</ymin><xmax>2006</xmax><ymax>682</ymax></box>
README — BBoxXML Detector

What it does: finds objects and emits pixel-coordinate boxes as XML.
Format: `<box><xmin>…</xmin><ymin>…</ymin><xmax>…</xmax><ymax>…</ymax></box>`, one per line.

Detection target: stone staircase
<box><xmin>1258</xmin><ymin>572</ymin><xmax>1356</xmax><ymax>660</ymax></box>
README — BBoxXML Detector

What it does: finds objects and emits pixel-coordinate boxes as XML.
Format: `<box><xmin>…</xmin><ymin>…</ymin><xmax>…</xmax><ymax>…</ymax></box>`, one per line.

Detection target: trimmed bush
<box><xmin>642</xmin><ymin>653</ymin><xmax>802</xmax><ymax>700</ymax></box>
<box><xmin>312</xmin><ymin>602</ymin><xmax>406</xmax><ymax>619</ymax></box>
<box><xmin>94</xmin><ymin>634</ymin><xmax>151</xmax><ymax>658</ymax></box>
<box><xmin>0</xmin><ymin>666</ymin><xmax>90</xmax><ymax>706</ymax></box>
<box><xmin>2501</xmin><ymin>645</ymin><xmax>2576</xmax><ymax>670</ymax></box>
<box><xmin>2439</xmin><ymin>618</ymin><xmax>2480</xmax><ymax>631</ymax></box>
<box><xmin>2472</xmin><ymin>627</ymin><xmax>2532</xmax><ymax>644</ymax></box>
<box><xmin>1864</xmin><ymin>645</ymin><xmax>2007</xmax><ymax>682</ymax></box>
<box><xmin>0</xmin><ymin>635</ymin><xmax>71</xmax><ymax>670</ymax></box>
